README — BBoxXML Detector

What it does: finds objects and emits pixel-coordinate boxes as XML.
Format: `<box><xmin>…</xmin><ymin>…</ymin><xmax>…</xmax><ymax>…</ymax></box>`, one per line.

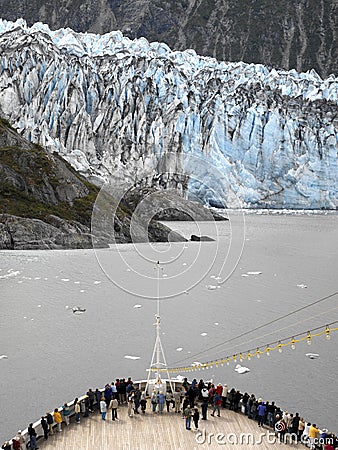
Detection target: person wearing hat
<box><xmin>17</xmin><ymin>431</ymin><xmax>26</xmax><ymax>450</ymax></box>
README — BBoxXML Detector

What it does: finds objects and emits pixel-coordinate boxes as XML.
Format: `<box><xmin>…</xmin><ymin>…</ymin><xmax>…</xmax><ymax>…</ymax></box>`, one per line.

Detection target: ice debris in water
<box><xmin>247</xmin><ymin>271</ymin><xmax>262</xmax><ymax>275</ymax></box>
<box><xmin>235</xmin><ymin>364</ymin><xmax>250</xmax><ymax>374</ymax></box>
<box><xmin>0</xmin><ymin>355</ymin><xmax>8</xmax><ymax>360</ymax></box>
<box><xmin>133</xmin><ymin>304</ymin><xmax>142</xmax><ymax>309</ymax></box>
<box><xmin>306</xmin><ymin>353</ymin><xmax>319</xmax><ymax>359</ymax></box>
<box><xmin>201</xmin><ymin>332</ymin><xmax>208</xmax><ymax>336</ymax></box>
<box><xmin>206</xmin><ymin>285</ymin><xmax>217</xmax><ymax>290</ymax></box>
<box><xmin>176</xmin><ymin>347</ymin><xmax>183</xmax><ymax>352</ymax></box>
<box><xmin>297</xmin><ymin>284</ymin><xmax>307</xmax><ymax>288</ymax></box>
<box><xmin>0</xmin><ymin>270</ymin><xmax>21</xmax><ymax>279</ymax></box>
<box><xmin>124</xmin><ymin>355</ymin><xmax>140</xmax><ymax>360</ymax></box>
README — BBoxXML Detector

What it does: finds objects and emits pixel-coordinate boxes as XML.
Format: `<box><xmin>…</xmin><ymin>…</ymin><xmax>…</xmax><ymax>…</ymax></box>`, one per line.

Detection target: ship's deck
<box><xmin>36</xmin><ymin>404</ymin><xmax>296</xmax><ymax>450</ymax></box>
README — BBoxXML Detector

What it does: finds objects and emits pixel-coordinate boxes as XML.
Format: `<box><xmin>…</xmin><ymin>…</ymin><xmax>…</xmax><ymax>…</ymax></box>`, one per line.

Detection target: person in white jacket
<box><xmin>100</xmin><ymin>397</ymin><xmax>107</xmax><ymax>420</ymax></box>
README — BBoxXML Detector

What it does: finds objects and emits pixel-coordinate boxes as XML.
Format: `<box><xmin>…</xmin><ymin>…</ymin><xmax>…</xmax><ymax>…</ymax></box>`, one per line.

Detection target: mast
<box><xmin>145</xmin><ymin>261</ymin><xmax>174</xmax><ymax>394</ymax></box>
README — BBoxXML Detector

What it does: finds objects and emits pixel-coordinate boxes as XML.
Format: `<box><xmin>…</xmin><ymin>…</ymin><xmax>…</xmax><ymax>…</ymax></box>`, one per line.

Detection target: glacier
<box><xmin>0</xmin><ymin>18</ymin><xmax>337</xmax><ymax>209</ymax></box>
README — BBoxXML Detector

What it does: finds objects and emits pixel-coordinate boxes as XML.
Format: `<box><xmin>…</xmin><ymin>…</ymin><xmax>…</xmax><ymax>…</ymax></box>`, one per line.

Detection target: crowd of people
<box><xmin>2</xmin><ymin>377</ymin><xmax>337</xmax><ymax>450</ymax></box>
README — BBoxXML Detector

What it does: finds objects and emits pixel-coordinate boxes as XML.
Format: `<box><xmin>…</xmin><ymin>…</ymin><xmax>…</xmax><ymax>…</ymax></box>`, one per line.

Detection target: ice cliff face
<box><xmin>0</xmin><ymin>19</ymin><xmax>337</xmax><ymax>209</ymax></box>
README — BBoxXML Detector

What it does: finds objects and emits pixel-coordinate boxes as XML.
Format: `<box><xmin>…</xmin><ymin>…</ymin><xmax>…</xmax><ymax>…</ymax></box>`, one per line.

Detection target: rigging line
<box><xmin>168</xmin><ymin>321</ymin><xmax>338</xmax><ymax>370</ymax></box>
<box><xmin>204</xmin><ymin>305</ymin><xmax>338</xmax><ymax>358</ymax></box>
<box><xmin>170</xmin><ymin>289</ymin><xmax>338</xmax><ymax>366</ymax></box>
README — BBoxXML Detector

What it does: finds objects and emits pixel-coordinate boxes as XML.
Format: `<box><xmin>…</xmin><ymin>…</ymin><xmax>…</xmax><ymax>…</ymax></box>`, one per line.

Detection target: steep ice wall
<box><xmin>0</xmin><ymin>19</ymin><xmax>337</xmax><ymax>208</ymax></box>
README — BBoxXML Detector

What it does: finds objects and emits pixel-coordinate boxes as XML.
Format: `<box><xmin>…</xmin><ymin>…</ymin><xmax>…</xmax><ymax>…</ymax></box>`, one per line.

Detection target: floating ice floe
<box><xmin>133</xmin><ymin>304</ymin><xmax>142</xmax><ymax>309</ymax></box>
<box><xmin>297</xmin><ymin>284</ymin><xmax>307</xmax><ymax>289</ymax></box>
<box><xmin>37</xmin><ymin>305</ymin><xmax>41</xmax><ymax>308</ymax></box>
<box><xmin>61</xmin><ymin>278</ymin><xmax>70</xmax><ymax>282</ymax></box>
<box><xmin>0</xmin><ymin>355</ymin><xmax>8</xmax><ymax>360</ymax></box>
<box><xmin>124</xmin><ymin>355</ymin><xmax>140</xmax><ymax>360</ymax></box>
<box><xmin>65</xmin><ymin>306</ymin><xmax>70</xmax><ymax>309</ymax></box>
<box><xmin>235</xmin><ymin>364</ymin><xmax>250</xmax><ymax>374</ymax></box>
<box><xmin>241</xmin><ymin>274</ymin><xmax>249</xmax><ymax>277</ymax></box>
<box><xmin>206</xmin><ymin>285</ymin><xmax>217</xmax><ymax>290</ymax></box>
<box><xmin>306</xmin><ymin>353</ymin><xmax>319</xmax><ymax>359</ymax></box>
<box><xmin>162</xmin><ymin>274</ymin><xmax>168</xmax><ymax>277</ymax></box>
<box><xmin>72</xmin><ymin>307</ymin><xmax>86</xmax><ymax>314</ymax></box>
<box><xmin>247</xmin><ymin>271</ymin><xmax>262</xmax><ymax>275</ymax></box>
<box><xmin>210</xmin><ymin>275</ymin><xmax>216</xmax><ymax>279</ymax></box>
<box><xmin>201</xmin><ymin>332</ymin><xmax>208</xmax><ymax>336</ymax></box>
<box><xmin>214</xmin><ymin>322</ymin><xmax>219</xmax><ymax>326</ymax></box>
<box><xmin>74</xmin><ymin>281</ymin><xmax>80</xmax><ymax>284</ymax></box>
<box><xmin>94</xmin><ymin>281</ymin><xmax>101</xmax><ymax>285</ymax></box>
<box><xmin>0</xmin><ymin>270</ymin><xmax>21</xmax><ymax>279</ymax></box>
<box><xmin>176</xmin><ymin>347</ymin><xmax>183</xmax><ymax>352</ymax></box>
<box><xmin>80</xmin><ymin>290</ymin><xmax>85</xmax><ymax>293</ymax></box>
<box><xmin>182</xmin><ymin>263</ymin><xmax>187</xmax><ymax>266</ymax></box>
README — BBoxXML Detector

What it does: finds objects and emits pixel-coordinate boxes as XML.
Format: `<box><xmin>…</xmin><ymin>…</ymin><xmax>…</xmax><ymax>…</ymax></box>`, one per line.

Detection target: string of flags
<box><xmin>150</xmin><ymin>321</ymin><xmax>338</xmax><ymax>374</ymax></box>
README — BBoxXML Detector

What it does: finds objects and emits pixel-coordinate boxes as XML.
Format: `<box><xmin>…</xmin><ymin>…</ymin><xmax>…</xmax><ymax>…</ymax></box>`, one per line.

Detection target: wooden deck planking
<box><xmin>37</xmin><ymin>406</ymin><xmax>295</xmax><ymax>450</ymax></box>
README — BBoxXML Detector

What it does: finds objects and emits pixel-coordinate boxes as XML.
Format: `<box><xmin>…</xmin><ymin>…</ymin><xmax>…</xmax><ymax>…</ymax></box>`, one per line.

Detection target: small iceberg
<box><xmin>306</xmin><ymin>353</ymin><xmax>319</xmax><ymax>359</ymax></box>
<box><xmin>124</xmin><ymin>355</ymin><xmax>140</xmax><ymax>360</ymax></box>
<box><xmin>0</xmin><ymin>355</ymin><xmax>8</xmax><ymax>360</ymax></box>
<box><xmin>247</xmin><ymin>271</ymin><xmax>262</xmax><ymax>275</ymax></box>
<box><xmin>201</xmin><ymin>332</ymin><xmax>208</xmax><ymax>337</ymax></box>
<box><xmin>72</xmin><ymin>307</ymin><xmax>86</xmax><ymax>314</ymax></box>
<box><xmin>235</xmin><ymin>364</ymin><xmax>250</xmax><ymax>374</ymax></box>
<box><xmin>176</xmin><ymin>347</ymin><xmax>183</xmax><ymax>352</ymax></box>
<box><xmin>241</xmin><ymin>274</ymin><xmax>249</xmax><ymax>277</ymax></box>
<box><xmin>94</xmin><ymin>281</ymin><xmax>101</xmax><ymax>285</ymax></box>
<box><xmin>133</xmin><ymin>304</ymin><xmax>142</xmax><ymax>309</ymax></box>
<box><xmin>297</xmin><ymin>284</ymin><xmax>307</xmax><ymax>289</ymax></box>
<box><xmin>206</xmin><ymin>285</ymin><xmax>217</xmax><ymax>290</ymax></box>
<box><xmin>61</xmin><ymin>278</ymin><xmax>70</xmax><ymax>282</ymax></box>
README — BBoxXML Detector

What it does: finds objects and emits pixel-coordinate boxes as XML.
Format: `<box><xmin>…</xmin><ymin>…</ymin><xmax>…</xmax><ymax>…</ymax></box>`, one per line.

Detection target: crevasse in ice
<box><xmin>0</xmin><ymin>19</ymin><xmax>337</xmax><ymax>208</ymax></box>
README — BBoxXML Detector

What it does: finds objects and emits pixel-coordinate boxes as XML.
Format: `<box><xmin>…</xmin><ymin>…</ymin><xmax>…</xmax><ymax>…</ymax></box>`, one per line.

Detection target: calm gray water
<box><xmin>1</xmin><ymin>213</ymin><xmax>337</xmax><ymax>442</ymax></box>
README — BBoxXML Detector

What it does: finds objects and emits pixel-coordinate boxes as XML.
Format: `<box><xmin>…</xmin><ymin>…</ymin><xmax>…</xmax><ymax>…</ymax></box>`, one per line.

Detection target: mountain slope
<box><xmin>0</xmin><ymin>21</ymin><xmax>337</xmax><ymax>209</ymax></box>
<box><xmin>0</xmin><ymin>118</ymin><xmax>186</xmax><ymax>249</ymax></box>
<box><xmin>0</xmin><ymin>0</ymin><xmax>337</xmax><ymax>78</ymax></box>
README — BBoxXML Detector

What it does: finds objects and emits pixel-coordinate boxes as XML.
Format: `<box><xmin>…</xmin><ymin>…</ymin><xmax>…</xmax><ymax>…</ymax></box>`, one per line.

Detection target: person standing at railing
<box><xmin>12</xmin><ymin>436</ymin><xmax>20</xmax><ymax>450</ymax></box>
<box><xmin>62</xmin><ymin>403</ymin><xmax>70</xmax><ymax>425</ymax></box>
<box><xmin>75</xmin><ymin>400</ymin><xmax>81</xmax><ymax>424</ymax></box>
<box><xmin>46</xmin><ymin>412</ymin><xmax>54</xmax><ymax>435</ymax></box>
<box><xmin>40</xmin><ymin>417</ymin><xmax>48</xmax><ymax>440</ymax></box>
<box><xmin>27</xmin><ymin>423</ymin><xmax>38</xmax><ymax>450</ymax></box>
<box><xmin>53</xmin><ymin>408</ymin><xmax>62</xmax><ymax>432</ymax></box>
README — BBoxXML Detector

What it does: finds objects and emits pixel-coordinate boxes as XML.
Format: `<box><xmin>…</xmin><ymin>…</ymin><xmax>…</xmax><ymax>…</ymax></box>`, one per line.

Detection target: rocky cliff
<box><xmin>0</xmin><ymin>0</ymin><xmax>337</xmax><ymax>78</ymax></box>
<box><xmin>0</xmin><ymin>21</ymin><xmax>336</xmax><ymax>210</ymax></box>
<box><xmin>0</xmin><ymin>119</ymin><xmax>186</xmax><ymax>249</ymax></box>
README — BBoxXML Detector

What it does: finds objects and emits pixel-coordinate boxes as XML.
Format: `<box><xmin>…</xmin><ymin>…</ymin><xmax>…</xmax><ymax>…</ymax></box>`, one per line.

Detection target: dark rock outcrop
<box><xmin>190</xmin><ymin>234</ymin><xmax>215</xmax><ymax>242</ymax></box>
<box><xmin>0</xmin><ymin>119</ymin><xmax>187</xmax><ymax>248</ymax></box>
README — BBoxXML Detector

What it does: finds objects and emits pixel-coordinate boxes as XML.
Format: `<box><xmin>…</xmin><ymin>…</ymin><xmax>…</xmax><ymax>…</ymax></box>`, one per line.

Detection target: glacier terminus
<box><xmin>0</xmin><ymin>19</ymin><xmax>337</xmax><ymax>209</ymax></box>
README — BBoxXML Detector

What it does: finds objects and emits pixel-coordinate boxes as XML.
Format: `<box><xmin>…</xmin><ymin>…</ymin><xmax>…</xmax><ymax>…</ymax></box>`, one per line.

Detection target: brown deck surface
<box><xmin>36</xmin><ymin>405</ymin><xmax>296</xmax><ymax>450</ymax></box>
